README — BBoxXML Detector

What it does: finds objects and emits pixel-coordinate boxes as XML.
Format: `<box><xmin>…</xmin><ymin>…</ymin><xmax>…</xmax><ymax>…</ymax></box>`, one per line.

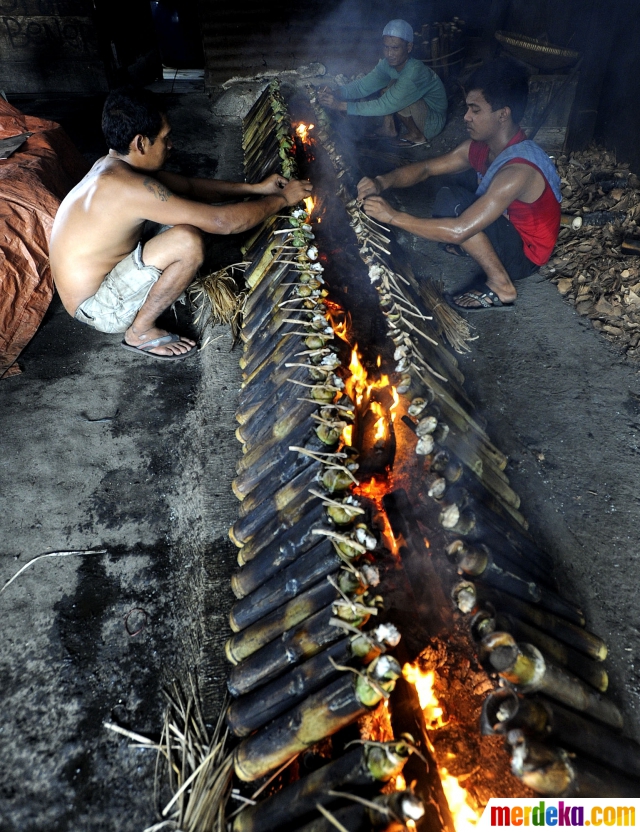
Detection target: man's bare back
<box><xmin>50</xmin><ymin>92</ymin><xmax>312</xmax><ymax>359</ymax></box>
<box><xmin>51</xmin><ymin>156</ymin><xmax>160</xmax><ymax>315</ymax></box>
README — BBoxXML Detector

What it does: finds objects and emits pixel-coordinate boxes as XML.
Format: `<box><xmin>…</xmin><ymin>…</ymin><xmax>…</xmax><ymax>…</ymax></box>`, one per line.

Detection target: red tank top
<box><xmin>468</xmin><ymin>130</ymin><xmax>560</xmax><ymax>266</ymax></box>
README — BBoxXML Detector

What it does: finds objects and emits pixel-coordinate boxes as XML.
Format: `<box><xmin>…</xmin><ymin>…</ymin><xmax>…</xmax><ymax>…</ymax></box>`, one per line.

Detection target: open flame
<box><xmin>403</xmin><ymin>663</ymin><xmax>480</xmax><ymax>832</ymax></box>
<box><xmin>296</xmin><ymin>122</ymin><xmax>315</xmax><ymax>145</ymax></box>
<box><xmin>303</xmin><ymin>196</ymin><xmax>315</xmax><ymax>215</ymax></box>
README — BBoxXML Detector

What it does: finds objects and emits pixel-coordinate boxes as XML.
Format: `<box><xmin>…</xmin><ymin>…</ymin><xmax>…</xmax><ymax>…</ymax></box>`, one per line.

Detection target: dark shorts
<box><xmin>432</xmin><ymin>185</ymin><xmax>538</xmax><ymax>281</ymax></box>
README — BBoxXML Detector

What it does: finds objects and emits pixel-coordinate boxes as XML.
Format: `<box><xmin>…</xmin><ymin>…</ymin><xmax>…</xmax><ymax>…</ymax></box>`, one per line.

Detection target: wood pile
<box><xmin>540</xmin><ymin>146</ymin><xmax>640</xmax><ymax>359</ymax></box>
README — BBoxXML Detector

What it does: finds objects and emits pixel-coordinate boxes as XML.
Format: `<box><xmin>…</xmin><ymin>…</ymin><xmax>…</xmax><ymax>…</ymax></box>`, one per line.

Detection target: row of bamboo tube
<box><xmin>303</xmin><ymin>87</ymin><xmax>640</xmax><ymax>797</ymax></box>
<box><xmin>227</xmin><ymin>83</ymin><xmax>426</xmax><ymax>831</ymax></box>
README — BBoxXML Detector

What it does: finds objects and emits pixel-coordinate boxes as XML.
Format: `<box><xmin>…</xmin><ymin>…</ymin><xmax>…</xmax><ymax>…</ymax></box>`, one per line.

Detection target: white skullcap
<box><xmin>382</xmin><ymin>19</ymin><xmax>414</xmax><ymax>43</ymax></box>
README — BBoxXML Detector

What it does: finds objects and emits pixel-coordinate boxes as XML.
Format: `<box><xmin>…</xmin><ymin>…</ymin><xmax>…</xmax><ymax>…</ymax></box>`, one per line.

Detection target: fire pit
<box><xmin>207</xmin><ymin>79</ymin><xmax>640</xmax><ymax>831</ymax></box>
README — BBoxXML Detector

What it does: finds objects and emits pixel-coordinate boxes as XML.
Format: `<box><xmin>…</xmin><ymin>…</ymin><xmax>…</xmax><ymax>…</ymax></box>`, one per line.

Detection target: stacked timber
<box><xmin>303</xmin><ymin>88</ymin><xmax>640</xmax><ymax>798</ymax></box>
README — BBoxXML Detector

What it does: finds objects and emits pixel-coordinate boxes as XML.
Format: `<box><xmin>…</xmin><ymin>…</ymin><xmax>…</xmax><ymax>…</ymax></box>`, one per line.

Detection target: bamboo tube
<box><xmin>453</xmin><ymin>580</ymin><xmax>607</xmax><ymax>661</ymax></box>
<box><xmin>233</xmin><ymin>659</ymin><xmax>401</xmax><ymax>782</ymax></box>
<box><xmin>240</xmin><ymin>333</ymin><xmax>308</xmax><ymax>389</ymax></box>
<box><xmin>227</xmin><ymin>603</ymin><xmax>346</xmax><ymax>695</ymax></box>
<box><xmin>227</xmin><ymin>639</ymin><xmax>351</xmax><ymax>736</ymax></box>
<box><xmin>242</xmin><ymin>257</ymin><xmax>293</xmax><ymax>318</ymax></box>
<box><xmin>495</xmin><ymin>613</ymin><xmax>608</xmax><ymax>692</ymax></box>
<box><xmin>236</xmin><ymin>362</ymin><xmax>310</xmax><ymax>422</ymax></box>
<box><xmin>225</xmin><ymin>577</ymin><xmax>340</xmax><ymax>665</ymax></box>
<box><xmin>482</xmin><ymin>633</ymin><xmax>622</xmax><ymax>730</ymax></box>
<box><xmin>237</xmin><ymin>394</ymin><xmax>317</xmax><ymax>449</ymax></box>
<box><xmin>229</xmin><ymin>463</ymin><xmax>323</xmax><ymax>547</ymax></box>
<box><xmin>241</xmin><ymin>275</ymin><xmax>297</xmax><ymax>342</ymax></box>
<box><xmin>449</xmin><ymin>540</ymin><xmax>583</xmax><ymax>625</ymax></box>
<box><xmin>232</xmin><ymin>742</ymin><xmax>411</xmax><ymax>832</ymax></box>
<box><xmin>229</xmin><ymin>538</ymin><xmax>340</xmax><ymax>632</ymax></box>
<box><xmin>510</xmin><ymin>732</ymin><xmax>640</xmax><ymax>797</ymax></box>
<box><xmin>483</xmin><ymin>689</ymin><xmax>640</xmax><ymax>778</ymax></box>
<box><xmin>227</xmin><ymin>623</ymin><xmax>397</xmax><ymax>736</ymax></box>
<box><xmin>235</xmin><ymin>445</ymin><xmax>322</xmax><ymax>510</ymax></box>
<box><xmin>235</xmin><ymin>501</ymin><xmax>326</xmax><ymax>568</ymax></box>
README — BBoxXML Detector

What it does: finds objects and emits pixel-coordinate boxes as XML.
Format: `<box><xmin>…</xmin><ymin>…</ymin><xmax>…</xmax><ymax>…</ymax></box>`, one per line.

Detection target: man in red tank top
<box><xmin>358</xmin><ymin>58</ymin><xmax>561</xmax><ymax>309</ymax></box>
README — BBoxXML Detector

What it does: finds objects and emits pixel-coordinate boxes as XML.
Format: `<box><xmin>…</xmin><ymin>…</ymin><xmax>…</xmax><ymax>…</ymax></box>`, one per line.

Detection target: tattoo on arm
<box><xmin>143</xmin><ymin>177</ymin><xmax>172</xmax><ymax>202</ymax></box>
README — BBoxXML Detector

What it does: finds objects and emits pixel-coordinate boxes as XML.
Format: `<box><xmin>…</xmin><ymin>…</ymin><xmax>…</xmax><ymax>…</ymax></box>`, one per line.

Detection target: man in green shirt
<box><xmin>318</xmin><ymin>19</ymin><xmax>447</xmax><ymax>146</ymax></box>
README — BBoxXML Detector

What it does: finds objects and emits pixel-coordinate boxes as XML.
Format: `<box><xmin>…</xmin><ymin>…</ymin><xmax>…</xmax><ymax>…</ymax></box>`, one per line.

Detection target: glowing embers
<box><xmin>403</xmin><ymin>662</ymin><xmax>480</xmax><ymax>832</ymax></box>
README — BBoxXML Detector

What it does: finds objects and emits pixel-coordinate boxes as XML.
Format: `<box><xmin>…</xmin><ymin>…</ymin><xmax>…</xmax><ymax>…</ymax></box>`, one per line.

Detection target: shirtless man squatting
<box><xmin>358</xmin><ymin>58</ymin><xmax>562</xmax><ymax>310</ymax></box>
<box><xmin>50</xmin><ymin>86</ymin><xmax>312</xmax><ymax>360</ymax></box>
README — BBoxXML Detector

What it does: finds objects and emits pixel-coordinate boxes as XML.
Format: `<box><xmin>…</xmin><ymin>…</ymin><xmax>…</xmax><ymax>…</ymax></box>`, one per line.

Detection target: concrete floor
<box><xmin>2</xmin><ymin>80</ymin><xmax>640</xmax><ymax>830</ymax></box>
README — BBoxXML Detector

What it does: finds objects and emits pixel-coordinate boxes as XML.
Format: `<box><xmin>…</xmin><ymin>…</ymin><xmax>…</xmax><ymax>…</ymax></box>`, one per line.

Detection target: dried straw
<box><xmin>420</xmin><ymin>279</ymin><xmax>477</xmax><ymax>354</ymax></box>
<box><xmin>106</xmin><ymin>678</ymin><xmax>234</xmax><ymax>832</ymax></box>
<box><xmin>188</xmin><ymin>265</ymin><xmax>248</xmax><ymax>346</ymax></box>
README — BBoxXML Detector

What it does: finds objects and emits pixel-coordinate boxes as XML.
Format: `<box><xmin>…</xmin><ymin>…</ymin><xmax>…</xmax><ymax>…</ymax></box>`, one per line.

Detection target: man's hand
<box><xmin>357</xmin><ymin>176</ymin><xmax>382</xmax><ymax>200</ymax></box>
<box><xmin>282</xmin><ymin>179</ymin><xmax>313</xmax><ymax>206</ymax></box>
<box><xmin>318</xmin><ymin>88</ymin><xmax>347</xmax><ymax>112</ymax></box>
<box><xmin>363</xmin><ymin>196</ymin><xmax>399</xmax><ymax>225</ymax></box>
<box><xmin>254</xmin><ymin>173</ymin><xmax>288</xmax><ymax>195</ymax></box>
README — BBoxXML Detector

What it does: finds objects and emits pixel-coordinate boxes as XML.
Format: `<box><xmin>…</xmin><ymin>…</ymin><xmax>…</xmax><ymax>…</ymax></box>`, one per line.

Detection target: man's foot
<box><xmin>450</xmin><ymin>281</ymin><xmax>516</xmax><ymax>310</ymax></box>
<box><xmin>123</xmin><ymin>325</ymin><xmax>197</xmax><ymax>359</ymax></box>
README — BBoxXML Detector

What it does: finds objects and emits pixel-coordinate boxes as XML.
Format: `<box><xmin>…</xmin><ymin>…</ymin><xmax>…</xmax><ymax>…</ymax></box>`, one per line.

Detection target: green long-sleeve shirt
<box><xmin>339</xmin><ymin>57</ymin><xmax>447</xmax><ymax>120</ymax></box>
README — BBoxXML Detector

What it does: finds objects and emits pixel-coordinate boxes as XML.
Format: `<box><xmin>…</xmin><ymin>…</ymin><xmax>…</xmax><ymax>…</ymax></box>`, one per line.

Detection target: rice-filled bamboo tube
<box><xmin>233</xmin><ymin>498</ymin><xmax>363</xmax><ymax>595</ymax></box>
<box><xmin>236</xmin><ymin>363</ymin><xmax>311</xmax><ymax>424</ymax></box>
<box><xmin>240</xmin><ymin>318</ymin><xmax>322</xmax><ymax>374</ymax></box>
<box><xmin>235</xmin><ymin>441</ymin><xmax>323</xmax><ymax>510</ymax></box>
<box><xmin>227</xmin><ymin>622</ymin><xmax>399</xmax><ymax>735</ymax></box>
<box><xmin>227</xmin><ymin>603</ymin><xmax>344</xmax><ymax>695</ymax></box>
<box><xmin>244</xmin><ymin>241</ymin><xmax>283</xmax><ymax>292</ymax></box>
<box><xmin>229</xmin><ymin>538</ymin><xmax>355</xmax><ymax>632</ymax></box>
<box><xmin>510</xmin><ymin>732</ymin><xmax>640</xmax><ymax>797</ymax></box>
<box><xmin>237</xmin><ymin>393</ymin><xmax>317</xmax><ymax>449</ymax></box>
<box><xmin>448</xmin><ymin>541</ymin><xmax>584</xmax><ymax>625</ymax></box>
<box><xmin>452</xmin><ymin>580</ymin><xmax>607</xmax><ymax>661</ymax></box>
<box><xmin>495</xmin><ymin>612</ymin><xmax>608</xmax><ymax>692</ymax></box>
<box><xmin>235</xmin><ymin>501</ymin><xmax>326</xmax><ymax>569</ymax></box>
<box><xmin>225</xmin><ymin>577</ymin><xmax>340</xmax><ymax>665</ymax></box>
<box><xmin>242</xmin><ymin>259</ymin><xmax>292</xmax><ymax>319</ymax></box>
<box><xmin>232</xmin><ymin>741</ymin><xmax>411</xmax><ymax>832</ymax></box>
<box><xmin>482</xmin><ymin>632</ymin><xmax>622</xmax><ymax>730</ymax></box>
<box><xmin>241</xmin><ymin>278</ymin><xmax>299</xmax><ymax>344</ymax></box>
<box><xmin>240</xmin><ymin>333</ymin><xmax>308</xmax><ymax>389</ymax></box>
<box><xmin>290</xmin><ymin>790</ymin><xmax>424</xmax><ymax>832</ymax></box>
<box><xmin>229</xmin><ymin>467</ymin><xmax>321</xmax><ymax>547</ymax></box>
<box><xmin>483</xmin><ymin>689</ymin><xmax>640</xmax><ymax>778</ymax></box>
<box><xmin>233</xmin><ymin>657</ymin><xmax>402</xmax><ymax>782</ymax></box>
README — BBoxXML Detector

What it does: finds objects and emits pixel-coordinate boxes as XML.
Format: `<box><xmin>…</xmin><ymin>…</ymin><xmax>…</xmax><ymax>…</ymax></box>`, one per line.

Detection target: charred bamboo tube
<box><xmin>229</xmin><ymin>538</ymin><xmax>346</xmax><ymax>631</ymax></box>
<box><xmin>229</xmin><ymin>467</ymin><xmax>321</xmax><ymax>547</ymax></box>
<box><xmin>482</xmin><ymin>633</ymin><xmax>622</xmax><ymax>730</ymax></box>
<box><xmin>453</xmin><ymin>580</ymin><xmax>607</xmax><ymax>661</ymax></box>
<box><xmin>241</xmin><ymin>317</ymin><xmax>326</xmax><ymax>373</ymax></box>
<box><xmin>482</xmin><ymin>689</ymin><xmax>640</xmax><ymax>778</ymax></box>
<box><xmin>448</xmin><ymin>541</ymin><xmax>584</xmax><ymax>625</ymax></box>
<box><xmin>237</xmin><ymin>394</ymin><xmax>317</xmax><ymax>450</ymax></box>
<box><xmin>227</xmin><ymin>622</ymin><xmax>399</xmax><ymax>735</ymax></box>
<box><xmin>227</xmin><ymin>603</ymin><xmax>346</xmax><ymax>695</ymax></box>
<box><xmin>225</xmin><ymin>577</ymin><xmax>340</xmax><ymax>665</ymax></box>
<box><xmin>232</xmin><ymin>742</ymin><xmax>411</xmax><ymax>832</ymax></box>
<box><xmin>233</xmin><ymin>500</ymin><xmax>363</xmax><ymax>596</ymax></box>
<box><xmin>227</xmin><ymin>639</ymin><xmax>350</xmax><ymax>736</ymax></box>
<box><xmin>244</xmin><ymin>242</ymin><xmax>283</xmax><ymax>292</ymax></box>
<box><xmin>236</xmin><ymin>363</ymin><xmax>311</xmax><ymax>422</ymax></box>
<box><xmin>471</xmin><ymin>609</ymin><xmax>608</xmax><ymax>692</ymax></box>
<box><xmin>242</xmin><ymin>258</ymin><xmax>293</xmax><ymax>318</ymax></box>
<box><xmin>235</xmin><ymin>501</ymin><xmax>326</xmax><ymax>569</ymax></box>
<box><xmin>291</xmin><ymin>791</ymin><xmax>424</xmax><ymax>832</ymax></box>
<box><xmin>233</xmin><ymin>657</ymin><xmax>402</xmax><ymax>782</ymax></box>
<box><xmin>509</xmin><ymin>732</ymin><xmax>640</xmax><ymax>797</ymax></box>
<box><xmin>240</xmin><ymin>334</ymin><xmax>310</xmax><ymax>389</ymax></box>
<box><xmin>496</xmin><ymin>613</ymin><xmax>608</xmax><ymax>692</ymax></box>
<box><xmin>241</xmin><ymin>278</ymin><xmax>299</xmax><ymax>343</ymax></box>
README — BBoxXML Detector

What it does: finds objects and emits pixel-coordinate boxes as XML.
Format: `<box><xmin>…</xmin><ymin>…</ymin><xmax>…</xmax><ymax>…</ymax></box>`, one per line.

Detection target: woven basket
<box><xmin>495</xmin><ymin>31</ymin><xmax>580</xmax><ymax>71</ymax></box>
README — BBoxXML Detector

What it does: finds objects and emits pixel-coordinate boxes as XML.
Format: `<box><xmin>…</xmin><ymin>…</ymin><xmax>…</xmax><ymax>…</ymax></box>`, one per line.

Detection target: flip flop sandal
<box><xmin>121</xmin><ymin>333</ymin><xmax>198</xmax><ymax>360</ymax></box>
<box><xmin>449</xmin><ymin>286</ymin><xmax>514</xmax><ymax>311</ymax></box>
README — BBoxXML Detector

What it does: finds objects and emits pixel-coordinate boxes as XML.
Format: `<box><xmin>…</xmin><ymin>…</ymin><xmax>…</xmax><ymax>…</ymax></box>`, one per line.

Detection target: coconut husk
<box><xmin>542</xmin><ymin>145</ymin><xmax>640</xmax><ymax>360</ymax></box>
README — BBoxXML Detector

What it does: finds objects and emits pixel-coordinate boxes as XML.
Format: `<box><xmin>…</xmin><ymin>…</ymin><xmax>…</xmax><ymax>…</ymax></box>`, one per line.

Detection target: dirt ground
<box><xmin>2</xmin><ymin>81</ymin><xmax>640</xmax><ymax>831</ymax></box>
